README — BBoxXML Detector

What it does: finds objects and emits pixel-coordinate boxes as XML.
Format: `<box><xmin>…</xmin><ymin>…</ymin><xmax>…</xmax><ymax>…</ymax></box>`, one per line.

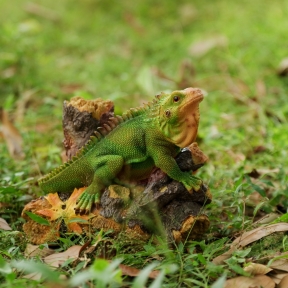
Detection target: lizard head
<box><xmin>157</xmin><ymin>87</ymin><xmax>204</xmax><ymax>148</ymax></box>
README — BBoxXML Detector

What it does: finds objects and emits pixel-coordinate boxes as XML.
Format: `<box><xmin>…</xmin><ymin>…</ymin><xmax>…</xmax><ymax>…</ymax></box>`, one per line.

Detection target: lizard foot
<box><xmin>75</xmin><ymin>192</ymin><xmax>100</xmax><ymax>215</ymax></box>
<box><xmin>183</xmin><ymin>174</ymin><xmax>202</xmax><ymax>192</ymax></box>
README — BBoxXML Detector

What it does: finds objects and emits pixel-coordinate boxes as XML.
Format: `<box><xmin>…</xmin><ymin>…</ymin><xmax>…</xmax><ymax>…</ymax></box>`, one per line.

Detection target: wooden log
<box><xmin>62</xmin><ymin>97</ymin><xmax>113</xmax><ymax>160</ymax></box>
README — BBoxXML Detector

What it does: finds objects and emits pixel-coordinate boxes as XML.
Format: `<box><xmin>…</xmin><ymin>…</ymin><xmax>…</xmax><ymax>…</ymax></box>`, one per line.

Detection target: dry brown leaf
<box><xmin>270</xmin><ymin>252</ymin><xmax>288</xmax><ymax>272</ymax></box>
<box><xmin>269</xmin><ymin>272</ymin><xmax>288</xmax><ymax>285</ymax></box>
<box><xmin>224</xmin><ymin>275</ymin><xmax>275</xmax><ymax>288</ymax></box>
<box><xmin>277</xmin><ymin>274</ymin><xmax>288</xmax><ymax>287</ymax></box>
<box><xmin>24</xmin><ymin>244</ymin><xmax>55</xmax><ymax>258</ymax></box>
<box><xmin>213</xmin><ymin>223</ymin><xmax>288</xmax><ymax>264</ymax></box>
<box><xmin>213</xmin><ymin>247</ymin><xmax>237</xmax><ymax>265</ymax></box>
<box><xmin>0</xmin><ymin>218</ymin><xmax>12</xmax><ymax>230</ymax></box>
<box><xmin>189</xmin><ymin>35</ymin><xmax>228</xmax><ymax>57</ymax></box>
<box><xmin>256</xmin><ymin>168</ymin><xmax>280</xmax><ymax>175</ymax></box>
<box><xmin>44</xmin><ymin>245</ymin><xmax>82</xmax><ymax>268</ymax></box>
<box><xmin>232</xmin><ymin>223</ymin><xmax>288</xmax><ymax>247</ymax></box>
<box><xmin>22</xmin><ymin>272</ymin><xmax>42</xmax><ymax>281</ymax></box>
<box><xmin>253</xmin><ymin>213</ymin><xmax>280</xmax><ymax>225</ymax></box>
<box><xmin>119</xmin><ymin>264</ymin><xmax>159</xmax><ymax>279</ymax></box>
<box><xmin>244</xmin><ymin>263</ymin><xmax>272</xmax><ymax>275</ymax></box>
<box><xmin>0</xmin><ymin>109</ymin><xmax>24</xmax><ymax>159</ymax></box>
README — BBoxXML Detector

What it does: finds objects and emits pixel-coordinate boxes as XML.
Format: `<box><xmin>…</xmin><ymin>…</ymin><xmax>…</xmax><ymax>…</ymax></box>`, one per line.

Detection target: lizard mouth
<box><xmin>179</xmin><ymin>87</ymin><xmax>204</xmax><ymax>115</ymax></box>
<box><xmin>183</xmin><ymin>87</ymin><xmax>204</xmax><ymax>105</ymax></box>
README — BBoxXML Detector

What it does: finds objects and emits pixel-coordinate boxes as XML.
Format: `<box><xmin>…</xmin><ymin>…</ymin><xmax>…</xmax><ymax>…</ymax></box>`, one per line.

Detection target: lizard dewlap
<box><xmin>39</xmin><ymin>88</ymin><xmax>204</xmax><ymax>214</ymax></box>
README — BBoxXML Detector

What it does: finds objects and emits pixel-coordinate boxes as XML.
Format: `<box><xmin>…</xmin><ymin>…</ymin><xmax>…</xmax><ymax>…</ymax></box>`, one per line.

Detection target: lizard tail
<box><xmin>39</xmin><ymin>160</ymin><xmax>93</xmax><ymax>193</ymax></box>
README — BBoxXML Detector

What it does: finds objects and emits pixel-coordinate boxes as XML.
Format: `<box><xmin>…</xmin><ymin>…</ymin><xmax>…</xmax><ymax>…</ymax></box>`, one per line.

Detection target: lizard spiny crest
<box><xmin>38</xmin><ymin>97</ymin><xmax>160</xmax><ymax>184</ymax></box>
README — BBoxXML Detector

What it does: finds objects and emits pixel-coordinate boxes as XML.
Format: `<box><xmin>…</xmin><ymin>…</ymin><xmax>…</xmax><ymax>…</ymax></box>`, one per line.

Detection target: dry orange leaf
<box><xmin>213</xmin><ymin>223</ymin><xmax>288</xmax><ymax>264</ymax></box>
<box><xmin>0</xmin><ymin>217</ymin><xmax>12</xmax><ymax>230</ymax></box>
<box><xmin>224</xmin><ymin>275</ymin><xmax>275</xmax><ymax>288</ymax></box>
<box><xmin>37</xmin><ymin>188</ymin><xmax>92</xmax><ymax>234</ymax></box>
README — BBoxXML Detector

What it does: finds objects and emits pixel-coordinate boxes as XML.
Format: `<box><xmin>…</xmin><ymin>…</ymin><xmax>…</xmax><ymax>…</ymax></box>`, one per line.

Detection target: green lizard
<box><xmin>39</xmin><ymin>88</ymin><xmax>204</xmax><ymax>214</ymax></box>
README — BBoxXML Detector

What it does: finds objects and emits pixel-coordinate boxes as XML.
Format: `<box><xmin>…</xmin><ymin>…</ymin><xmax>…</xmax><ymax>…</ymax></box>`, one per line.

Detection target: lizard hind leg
<box><xmin>75</xmin><ymin>155</ymin><xmax>124</xmax><ymax>214</ymax></box>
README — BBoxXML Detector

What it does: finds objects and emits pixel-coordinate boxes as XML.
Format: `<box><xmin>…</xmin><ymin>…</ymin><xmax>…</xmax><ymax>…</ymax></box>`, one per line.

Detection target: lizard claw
<box><xmin>75</xmin><ymin>192</ymin><xmax>100</xmax><ymax>215</ymax></box>
<box><xmin>183</xmin><ymin>174</ymin><xmax>203</xmax><ymax>193</ymax></box>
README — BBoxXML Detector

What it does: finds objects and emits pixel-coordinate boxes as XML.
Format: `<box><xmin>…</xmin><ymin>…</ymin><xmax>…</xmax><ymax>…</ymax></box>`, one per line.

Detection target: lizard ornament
<box><xmin>39</xmin><ymin>88</ymin><xmax>204</xmax><ymax>215</ymax></box>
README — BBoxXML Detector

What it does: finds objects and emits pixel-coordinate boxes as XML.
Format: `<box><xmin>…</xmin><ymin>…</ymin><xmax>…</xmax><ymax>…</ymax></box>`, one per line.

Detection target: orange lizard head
<box><xmin>157</xmin><ymin>87</ymin><xmax>204</xmax><ymax>148</ymax></box>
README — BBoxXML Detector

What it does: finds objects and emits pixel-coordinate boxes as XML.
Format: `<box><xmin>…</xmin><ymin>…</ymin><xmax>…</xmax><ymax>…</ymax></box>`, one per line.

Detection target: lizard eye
<box><xmin>173</xmin><ymin>95</ymin><xmax>180</xmax><ymax>102</ymax></box>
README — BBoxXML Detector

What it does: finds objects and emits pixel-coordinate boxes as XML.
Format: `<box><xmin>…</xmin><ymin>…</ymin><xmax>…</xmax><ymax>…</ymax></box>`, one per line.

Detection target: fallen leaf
<box><xmin>277</xmin><ymin>58</ymin><xmax>288</xmax><ymax>77</ymax></box>
<box><xmin>224</xmin><ymin>275</ymin><xmax>275</xmax><ymax>288</ymax></box>
<box><xmin>24</xmin><ymin>244</ymin><xmax>55</xmax><ymax>258</ymax></box>
<box><xmin>0</xmin><ymin>109</ymin><xmax>24</xmax><ymax>159</ymax></box>
<box><xmin>244</xmin><ymin>263</ymin><xmax>272</xmax><ymax>275</ymax></box>
<box><xmin>256</xmin><ymin>168</ymin><xmax>280</xmax><ymax>175</ymax></box>
<box><xmin>253</xmin><ymin>213</ymin><xmax>281</xmax><ymax>225</ymax></box>
<box><xmin>269</xmin><ymin>272</ymin><xmax>288</xmax><ymax>285</ymax></box>
<box><xmin>22</xmin><ymin>272</ymin><xmax>42</xmax><ymax>281</ymax></box>
<box><xmin>37</xmin><ymin>188</ymin><xmax>92</xmax><ymax>233</ymax></box>
<box><xmin>270</xmin><ymin>252</ymin><xmax>288</xmax><ymax>272</ymax></box>
<box><xmin>213</xmin><ymin>223</ymin><xmax>288</xmax><ymax>264</ymax></box>
<box><xmin>44</xmin><ymin>245</ymin><xmax>82</xmax><ymax>268</ymax></box>
<box><xmin>37</xmin><ymin>193</ymin><xmax>65</xmax><ymax>221</ymax></box>
<box><xmin>0</xmin><ymin>218</ymin><xmax>12</xmax><ymax>230</ymax></box>
<box><xmin>277</xmin><ymin>274</ymin><xmax>288</xmax><ymax>287</ymax></box>
<box><xmin>119</xmin><ymin>264</ymin><xmax>159</xmax><ymax>279</ymax></box>
<box><xmin>189</xmin><ymin>35</ymin><xmax>228</xmax><ymax>57</ymax></box>
<box><xmin>232</xmin><ymin>223</ymin><xmax>288</xmax><ymax>247</ymax></box>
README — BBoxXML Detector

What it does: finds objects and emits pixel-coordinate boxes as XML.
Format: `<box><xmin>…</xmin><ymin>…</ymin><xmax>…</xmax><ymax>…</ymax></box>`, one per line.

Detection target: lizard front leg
<box><xmin>151</xmin><ymin>146</ymin><xmax>202</xmax><ymax>192</ymax></box>
<box><xmin>75</xmin><ymin>155</ymin><xmax>124</xmax><ymax>214</ymax></box>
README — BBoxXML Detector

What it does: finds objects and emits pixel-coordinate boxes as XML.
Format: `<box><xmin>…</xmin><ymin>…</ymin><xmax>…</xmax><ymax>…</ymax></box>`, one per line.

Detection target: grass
<box><xmin>0</xmin><ymin>0</ymin><xmax>288</xmax><ymax>287</ymax></box>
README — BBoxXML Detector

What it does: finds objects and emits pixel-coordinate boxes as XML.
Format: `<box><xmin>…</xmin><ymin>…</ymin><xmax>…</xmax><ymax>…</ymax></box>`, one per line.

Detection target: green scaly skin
<box><xmin>39</xmin><ymin>87</ymin><xmax>204</xmax><ymax>214</ymax></box>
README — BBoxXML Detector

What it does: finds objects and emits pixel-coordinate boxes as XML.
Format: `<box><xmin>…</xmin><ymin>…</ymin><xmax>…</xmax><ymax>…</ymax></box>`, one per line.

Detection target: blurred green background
<box><xmin>0</xmin><ymin>0</ymin><xmax>288</xmax><ymax>225</ymax></box>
